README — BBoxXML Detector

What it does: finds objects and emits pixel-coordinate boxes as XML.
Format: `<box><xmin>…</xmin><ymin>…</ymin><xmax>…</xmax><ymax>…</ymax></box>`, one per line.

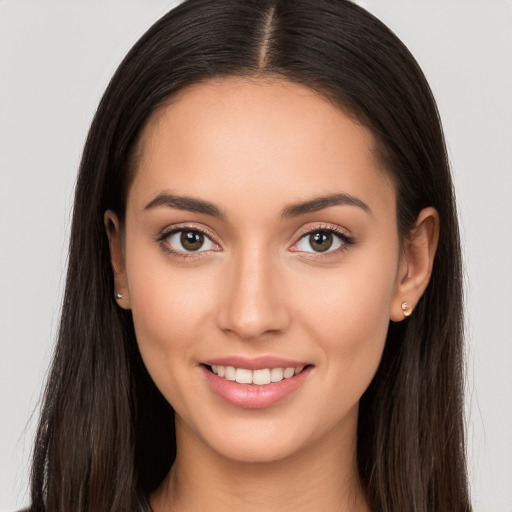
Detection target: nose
<box><xmin>216</xmin><ymin>245</ymin><xmax>290</xmax><ymax>341</ymax></box>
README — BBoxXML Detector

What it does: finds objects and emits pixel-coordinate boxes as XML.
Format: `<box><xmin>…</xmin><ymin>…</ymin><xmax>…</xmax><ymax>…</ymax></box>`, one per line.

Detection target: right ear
<box><xmin>104</xmin><ymin>210</ymin><xmax>131</xmax><ymax>309</ymax></box>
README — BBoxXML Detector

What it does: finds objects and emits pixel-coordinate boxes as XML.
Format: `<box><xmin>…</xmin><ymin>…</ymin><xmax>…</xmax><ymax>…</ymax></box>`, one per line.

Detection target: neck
<box><xmin>150</xmin><ymin>411</ymin><xmax>369</xmax><ymax>512</ymax></box>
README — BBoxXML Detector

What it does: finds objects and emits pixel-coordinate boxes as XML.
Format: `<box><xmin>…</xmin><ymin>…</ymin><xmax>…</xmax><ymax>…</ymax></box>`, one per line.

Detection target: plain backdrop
<box><xmin>0</xmin><ymin>1</ymin><xmax>511</xmax><ymax>511</ymax></box>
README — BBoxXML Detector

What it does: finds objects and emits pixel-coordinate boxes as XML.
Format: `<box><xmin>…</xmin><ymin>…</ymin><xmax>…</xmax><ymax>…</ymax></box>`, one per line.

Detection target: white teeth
<box><xmin>225</xmin><ymin>366</ymin><xmax>236</xmax><ymax>381</ymax></box>
<box><xmin>253</xmin><ymin>368</ymin><xmax>271</xmax><ymax>385</ymax></box>
<box><xmin>270</xmin><ymin>368</ymin><xmax>284</xmax><ymax>382</ymax></box>
<box><xmin>283</xmin><ymin>367</ymin><xmax>295</xmax><ymax>379</ymax></box>
<box><xmin>209</xmin><ymin>364</ymin><xmax>305</xmax><ymax>385</ymax></box>
<box><xmin>235</xmin><ymin>368</ymin><xmax>252</xmax><ymax>384</ymax></box>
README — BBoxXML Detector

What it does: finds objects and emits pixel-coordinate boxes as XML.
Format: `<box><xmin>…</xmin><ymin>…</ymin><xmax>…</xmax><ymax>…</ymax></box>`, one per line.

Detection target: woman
<box><xmin>28</xmin><ymin>0</ymin><xmax>471</xmax><ymax>510</ymax></box>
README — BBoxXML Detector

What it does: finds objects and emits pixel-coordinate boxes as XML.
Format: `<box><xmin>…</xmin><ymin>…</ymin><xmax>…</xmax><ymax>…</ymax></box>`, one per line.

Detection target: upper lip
<box><xmin>202</xmin><ymin>356</ymin><xmax>310</xmax><ymax>370</ymax></box>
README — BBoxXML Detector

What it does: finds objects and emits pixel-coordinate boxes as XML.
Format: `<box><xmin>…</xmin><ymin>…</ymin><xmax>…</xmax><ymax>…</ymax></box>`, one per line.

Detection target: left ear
<box><xmin>390</xmin><ymin>207</ymin><xmax>439</xmax><ymax>321</ymax></box>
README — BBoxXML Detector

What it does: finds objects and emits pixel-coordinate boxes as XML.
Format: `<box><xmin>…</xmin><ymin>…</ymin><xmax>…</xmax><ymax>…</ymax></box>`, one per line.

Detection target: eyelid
<box><xmin>156</xmin><ymin>223</ymin><xmax>221</xmax><ymax>257</ymax></box>
<box><xmin>292</xmin><ymin>223</ymin><xmax>352</xmax><ymax>241</ymax></box>
<box><xmin>289</xmin><ymin>223</ymin><xmax>355</xmax><ymax>256</ymax></box>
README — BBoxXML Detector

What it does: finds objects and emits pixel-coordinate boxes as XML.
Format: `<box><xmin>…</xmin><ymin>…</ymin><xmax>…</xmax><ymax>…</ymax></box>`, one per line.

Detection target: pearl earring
<box><xmin>115</xmin><ymin>292</ymin><xmax>124</xmax><ymax>300</ymax></box>
<box><xmin>401</xmin><ymin>301</ymin><xmax>413</xmax><ymax>317</ymax></box>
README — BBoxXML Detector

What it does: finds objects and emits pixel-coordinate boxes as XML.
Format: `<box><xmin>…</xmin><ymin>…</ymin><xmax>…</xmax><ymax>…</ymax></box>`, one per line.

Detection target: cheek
<box><xmin>124</xmin><ymin>247</ymin><xmax>215</xmax><ymax>398</ymax></box>
<box><xmin>295</xmin><ymin>249</ymin><xmax>398</xmax><ymax>398</ymax></box>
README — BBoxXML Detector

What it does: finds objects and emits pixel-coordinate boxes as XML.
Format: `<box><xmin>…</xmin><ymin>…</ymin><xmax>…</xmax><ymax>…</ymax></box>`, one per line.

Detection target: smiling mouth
<box><xmin>206</xmin><ymin>364</ymin><xmax>307</xmax><ymax>385</ymax></box>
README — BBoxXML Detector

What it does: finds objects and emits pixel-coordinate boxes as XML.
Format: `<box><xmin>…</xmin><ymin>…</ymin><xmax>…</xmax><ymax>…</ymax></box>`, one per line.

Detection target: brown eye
<box><xmin>165</xmin><ymin>229</ymin><xmax>218</xmax><ymax>253</ymax></box>
<box><xmin>294</xmin><ymin>229</ymin><xmax>348</xmax><ymax>254</ymax></box>
<box><xmin>180</xmin><ymin>231</ymin><xmax>204</xmax><ymax>251</ymax></box>
<box><xmin>308</xmin><ymin>232</ymin><xmax>333</xmax><ymax>252</ymax></box>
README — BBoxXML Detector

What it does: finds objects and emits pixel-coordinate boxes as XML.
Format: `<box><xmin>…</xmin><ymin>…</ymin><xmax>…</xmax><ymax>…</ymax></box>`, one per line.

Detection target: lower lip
<box><xmin>201</xmin><ymin>365</ymin><xmax>312</xmax><ymax>409</ymax></box>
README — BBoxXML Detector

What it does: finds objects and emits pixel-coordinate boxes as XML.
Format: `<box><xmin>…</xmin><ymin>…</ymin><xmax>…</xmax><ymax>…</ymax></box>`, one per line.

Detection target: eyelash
<box><xmin>292</xmin><ymin>224</ymin><xmax>355</xmax><ymax>259</ymax></box>
<box><xmin>156</xmin><ymin>224</ymin><xmax>219</xmax><ymax>260</ymax></box>
<box><xmin>156</xmin><ymin>223</ymin><xmax>355</xmax><ymax>260</ymax></box>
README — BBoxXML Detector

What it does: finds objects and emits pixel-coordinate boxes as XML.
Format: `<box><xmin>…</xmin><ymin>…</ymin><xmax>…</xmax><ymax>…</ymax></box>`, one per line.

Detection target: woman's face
<box><xmin>110</xmin><ymin>78</ymin><xmax>408</xmax><ymax>463</ymax></box>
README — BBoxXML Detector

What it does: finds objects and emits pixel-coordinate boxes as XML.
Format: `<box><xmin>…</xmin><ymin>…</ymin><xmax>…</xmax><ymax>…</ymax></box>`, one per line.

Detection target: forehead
<box><xmin>128</xmin><ymin>77</ymin><xmax>395</xmax><ymax>217</ymax></box>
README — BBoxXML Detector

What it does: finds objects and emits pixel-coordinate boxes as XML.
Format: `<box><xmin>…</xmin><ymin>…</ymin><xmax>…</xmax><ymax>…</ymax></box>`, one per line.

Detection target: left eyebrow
<box><xmin>281</xmin><ymin>193</ymin><xmax>371</xmax><ymax>218</ymax></box>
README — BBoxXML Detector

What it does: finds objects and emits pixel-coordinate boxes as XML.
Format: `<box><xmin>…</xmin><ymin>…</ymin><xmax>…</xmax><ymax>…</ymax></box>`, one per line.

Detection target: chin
<box><xmin>209</xmin><ymin>432</ymin><xmax>307</xmax><ymax>464</ymax></box>
<box><xmin>176</xmin><ymin>410</ymin><xmax>311</xmax><ymax>464</ymax></box>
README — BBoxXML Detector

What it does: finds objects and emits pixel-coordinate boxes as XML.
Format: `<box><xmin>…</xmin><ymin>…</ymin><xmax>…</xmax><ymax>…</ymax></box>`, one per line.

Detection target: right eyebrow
<box><xmin>144</xmin><ymin>192</ymin><xmax>226</xmax><ymax>219</ymax></box>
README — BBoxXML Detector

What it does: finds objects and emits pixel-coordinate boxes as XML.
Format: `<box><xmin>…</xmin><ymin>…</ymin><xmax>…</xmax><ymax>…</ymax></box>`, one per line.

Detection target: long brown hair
<box><xmin>30</xmin><ymin>1</ymin><xmax>471</xmax><ymax>510</ymax></box>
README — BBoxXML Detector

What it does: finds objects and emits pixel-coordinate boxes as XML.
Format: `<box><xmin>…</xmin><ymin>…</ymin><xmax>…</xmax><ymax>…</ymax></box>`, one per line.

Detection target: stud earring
<box><xmin>115</xmin><ymin>292</ymin><xmax>124</xmax><ymax>300</ymax></box>
<box><xmin>401</xmin><ymin>301</ymin><xmax>413</xmax><ymax>317</ymax></box>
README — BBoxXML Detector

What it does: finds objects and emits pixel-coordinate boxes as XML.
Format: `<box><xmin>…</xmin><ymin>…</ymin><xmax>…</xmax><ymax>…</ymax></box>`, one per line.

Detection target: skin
<box><xmin>106</xmin><ymin>78</ymin><xmax>439</xmax><ymax>512</ymax></box>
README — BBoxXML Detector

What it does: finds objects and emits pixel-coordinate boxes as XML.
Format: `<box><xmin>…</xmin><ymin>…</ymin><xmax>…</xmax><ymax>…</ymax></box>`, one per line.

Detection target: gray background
<box><xmin>1</xmin><ymin>1</ymin><xmax>511</xmax><ymax>510</ymax></box>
